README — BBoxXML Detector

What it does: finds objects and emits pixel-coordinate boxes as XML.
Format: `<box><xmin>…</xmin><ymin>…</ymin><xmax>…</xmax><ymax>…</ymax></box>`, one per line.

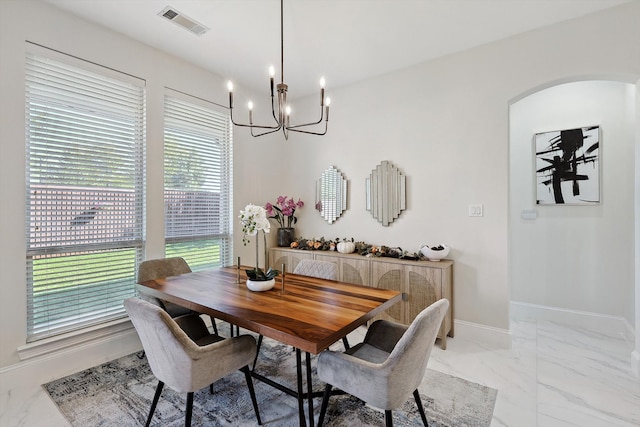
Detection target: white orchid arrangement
<box><xmin>239</xmin><ymin>204</ymin><xmax>271</xmax><ymax>245</ymax></box>
<box><xmin>239</xmin><ymin>204</ymin><xmax>278</xmax><ymax>281</ymax></box>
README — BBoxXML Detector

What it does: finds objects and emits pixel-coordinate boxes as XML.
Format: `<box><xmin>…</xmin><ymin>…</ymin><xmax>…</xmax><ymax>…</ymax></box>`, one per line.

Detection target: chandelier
<box><xmin>226</xmin><ymin>0</ymin><xmax>330</xmax><ymax>140</ymax></box>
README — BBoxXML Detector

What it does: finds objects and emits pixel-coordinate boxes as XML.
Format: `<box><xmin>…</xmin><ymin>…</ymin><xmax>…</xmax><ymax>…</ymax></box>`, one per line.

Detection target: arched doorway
<box><xmin>508</xmin><ymin>79</ymin><xmax>639</xmax><ymax>376</ymax></box>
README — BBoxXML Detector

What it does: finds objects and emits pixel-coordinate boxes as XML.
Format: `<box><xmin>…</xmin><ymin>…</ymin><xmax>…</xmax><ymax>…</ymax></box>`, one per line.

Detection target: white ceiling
<box><xmin>42</xmin><ymin>0</ymin><xmax>631</xmax><ymax>99</ymax></box>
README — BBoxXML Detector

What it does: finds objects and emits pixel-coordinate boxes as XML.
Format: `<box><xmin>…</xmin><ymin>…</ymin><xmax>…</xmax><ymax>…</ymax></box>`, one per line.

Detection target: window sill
<box><xmin>17</xmin><ymin>318</ymin><xmax>135</xmax><ymax>361</ymax></box>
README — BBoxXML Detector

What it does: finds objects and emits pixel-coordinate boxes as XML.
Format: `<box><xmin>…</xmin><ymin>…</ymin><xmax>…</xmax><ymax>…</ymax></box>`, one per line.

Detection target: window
<box><xmin>25</xmin><ymin>48</ymin><xmax>145</xmax><ymax>341</ymax></box>
<box><xmin>163</xmin><ymin>93</ymin><xmax>233</xmax><ymax>270</ymax></box>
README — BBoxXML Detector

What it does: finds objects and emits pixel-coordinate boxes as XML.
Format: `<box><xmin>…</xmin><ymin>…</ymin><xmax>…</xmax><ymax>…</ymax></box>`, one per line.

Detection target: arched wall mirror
<box><xmin>316</xmin><ymin>166</ymin><xmax>348</xmax><ymax>224</ymax></box>
<box><xmin>366</xmin><ymin>160</ymin><xmax>406</xmax><ymax>226</ymax></box>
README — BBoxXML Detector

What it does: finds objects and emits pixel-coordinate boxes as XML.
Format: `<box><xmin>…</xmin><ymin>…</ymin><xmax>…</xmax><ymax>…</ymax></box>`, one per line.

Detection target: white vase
<box><xmin>246</xmin><ymin>278</ymin><xmax>275</xmax><ymax>292</ymax></box>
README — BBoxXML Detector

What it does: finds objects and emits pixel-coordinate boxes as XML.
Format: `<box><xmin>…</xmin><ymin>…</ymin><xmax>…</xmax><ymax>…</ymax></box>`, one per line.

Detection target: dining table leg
<box><xmin>295</xmin><ymin>349</ymin><xmax>307</xmax><ymax>427</ymax></box>
<box><xmin>305</xmin><ymin>351</ymin><xmax>314</xmax><ymax>427</ymax></box>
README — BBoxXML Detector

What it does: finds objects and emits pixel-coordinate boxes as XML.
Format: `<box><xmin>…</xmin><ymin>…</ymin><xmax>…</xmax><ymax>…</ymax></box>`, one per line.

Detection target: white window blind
<box><xmin>25</xmin><ymin>49</ymin><xmax>145</xmax><ymax>341</ymax></box>
<box><xmin>164</xmin><ymin>93</ymin><xmax>233</xmax><ymax>270</ymax></box>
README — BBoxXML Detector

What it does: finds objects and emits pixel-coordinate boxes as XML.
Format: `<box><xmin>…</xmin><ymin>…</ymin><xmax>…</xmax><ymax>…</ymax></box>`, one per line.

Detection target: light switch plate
<box><xmin>468</xmin><ymin>204</ymin><xmax>484</xmax><ymax>217</ymax></box>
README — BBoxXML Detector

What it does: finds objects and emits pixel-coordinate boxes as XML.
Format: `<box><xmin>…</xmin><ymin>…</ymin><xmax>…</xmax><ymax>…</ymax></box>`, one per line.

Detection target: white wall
<box><xmin>1</xmin><ymin>0</ymin><xmax>639</xmax><ymax>375</ymax></box>
<box><xmin>509</xmin><ymin>81</ymin><xmax>635</xmax><ymax>329</ymax></box>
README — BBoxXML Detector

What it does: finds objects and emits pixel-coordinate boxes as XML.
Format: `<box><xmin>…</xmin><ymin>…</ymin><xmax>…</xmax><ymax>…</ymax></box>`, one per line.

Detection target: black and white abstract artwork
<box><xmin>535</xmin><ymin>126</ymin><xmax>600</xmax><ymax>205</ymax></box>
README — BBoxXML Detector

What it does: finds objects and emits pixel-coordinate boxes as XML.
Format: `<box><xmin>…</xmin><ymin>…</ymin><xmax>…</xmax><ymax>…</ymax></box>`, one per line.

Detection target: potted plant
<box><xmin>239</xmin><ymin>204</ymin><xmax>279</xmax><ymax>291</ymax></box>
<box><xmin>265</xmin><ymin>196</ymin><xmax>304</xmax><ymax>247</ymax></box>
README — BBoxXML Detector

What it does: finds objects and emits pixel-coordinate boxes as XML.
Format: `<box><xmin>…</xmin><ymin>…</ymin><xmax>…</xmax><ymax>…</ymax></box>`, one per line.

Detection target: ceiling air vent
<box><xmin>158</xmin><ymin>6</ymin><xmax>209</xmax><ymax>36</ymax></box>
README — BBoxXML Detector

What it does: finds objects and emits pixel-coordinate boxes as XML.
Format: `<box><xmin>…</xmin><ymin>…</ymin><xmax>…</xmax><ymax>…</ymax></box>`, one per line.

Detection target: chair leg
<box><xmin>413</xmin><ymin>389</ymin><xmax>429</xmax><ymax>426</ymax></box>
<box><xmin>252</xmin><ymin>334</ymin><xmax>264</xmax><ymax>371</ymax></box>
<box><xmin>229</xmin><ymin>324</ymin><xmax>239</xmax><ymax>337</ymax></box>
<box><xmin>385</xmin><ymin>410</ymin><xmax>393</xmax><ymax>427</ymax></box>
<box><xmin>208</xmin><ymin>315</ymin><xmax>218</xmax><ymax>335</ymax></box>
<box><xmin>317</xmin><ymin>384</ymin><xmax>333</xmax><ymax>427</ymax></box>
<box><xmin>342</xmin><ymin>336</ymin><xmax>350</xmax><ymax>350</ymax></box>
<box><xmin>145</xmin><ymin>381</ymin><xmax>164</xmax><ymax>427</ymax></box>
<box><xmin>242</xmin><ymin>366</ymin><xmax>262</xmax><ymax>425</ymax></box>
<box><xmin>185</xmin><ymin>392</ymin><xmax>194</xmax><ymax>427</ymax></box>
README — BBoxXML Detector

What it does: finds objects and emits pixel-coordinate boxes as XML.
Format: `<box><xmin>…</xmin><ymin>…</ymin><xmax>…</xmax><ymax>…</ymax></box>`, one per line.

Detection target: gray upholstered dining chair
<box><xmin>124</xmin><ymin>297</ymin><xmax>262</xmax><ymax>427</ymax></box>
<box><xmin>316</xmin><ymin>298</ymin><xmax>449</xmax><ymax>427</ymax></box>
<box><xmin>292</xmin><ymin>259</ymin><xmax>338</xmax><ymax>280</ymax></box>
<box><xmin>138</xmin><ymin>257</ymin><xmax>218</xmax><ymax>335</ymax></box>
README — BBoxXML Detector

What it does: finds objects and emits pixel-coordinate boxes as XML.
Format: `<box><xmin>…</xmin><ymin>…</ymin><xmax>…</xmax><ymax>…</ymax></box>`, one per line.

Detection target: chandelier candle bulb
<box><xmin>325</xmin><ymin>97</ymin><xmax>330</xmax><ymax>121</ymax></box>
<box><xmin>227</xmin><ymin>81</ymin><xmax>233</xmax><ymax>107</ymax></box>
<box><xmin>269</xmin><ymin>66</ymin><xmax>275</xmax><ymax>96</ymax></box>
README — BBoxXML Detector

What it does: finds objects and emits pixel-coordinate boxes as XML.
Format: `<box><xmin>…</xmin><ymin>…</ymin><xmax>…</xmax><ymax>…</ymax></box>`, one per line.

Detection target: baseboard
<box><xmin>1</xmin><ymin>327</ymin><xmax>141</xmax><ymax>387</ymax></box>
<box><xmin>16</xmin><ymin>318</ymin><xmax>136</xmax><ymax>361</ymax></box>
<box><xmin>510</xmin><ymin>301</ymin><xmax>635</xmax><ymax>343</ymax></box>
<box><xmin>453</xmin><ymin>319</ymin><xmax>512</xmax><ymax>349</ymax></box>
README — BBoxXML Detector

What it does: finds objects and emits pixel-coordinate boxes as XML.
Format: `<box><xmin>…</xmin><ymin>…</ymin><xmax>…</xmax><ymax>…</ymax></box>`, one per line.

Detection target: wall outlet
<box><xmin>468</xmin><ymin>204</ymin><xmax>484</xmax><ymax>217</ymax></box>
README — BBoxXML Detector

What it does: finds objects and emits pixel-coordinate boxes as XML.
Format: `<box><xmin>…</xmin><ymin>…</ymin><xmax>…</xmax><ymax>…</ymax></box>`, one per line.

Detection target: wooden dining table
<box><xmin>136</xmin><ymin>265</ymin><xmax>402</xmax><ymax>427</ymax></box>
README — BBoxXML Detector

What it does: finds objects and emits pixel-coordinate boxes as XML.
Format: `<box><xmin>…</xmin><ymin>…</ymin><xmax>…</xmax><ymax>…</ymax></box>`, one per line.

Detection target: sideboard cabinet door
<box><xmin>316</xmin><ymin>253</ymin><xmax>370</xmax><ymax>285</ymax></box>
<box><xmin>370</xmin><ymin>261</ymin><xmax>404</xmax><ymax>324</ymax></box>
<box><xmin>372</xmin><ymin>259</ymin><xmax>453</xmax><ymax>349</ymax></box>
<box><xmin>405</xmin><ymin>264</ymin><xmax>453</xmax><ymax>348</ymax></box>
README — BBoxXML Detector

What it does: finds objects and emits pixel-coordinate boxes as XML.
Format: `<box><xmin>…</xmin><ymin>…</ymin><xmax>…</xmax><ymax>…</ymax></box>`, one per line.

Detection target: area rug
<box><xmin>44</xmin><ymin>338</ymin><xmax>496</xmax><ymax>426</ymax></box>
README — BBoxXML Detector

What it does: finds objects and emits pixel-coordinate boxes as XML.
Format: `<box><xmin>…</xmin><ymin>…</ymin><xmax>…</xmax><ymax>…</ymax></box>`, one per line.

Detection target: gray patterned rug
<box><xmin>44</xmin><ymin>338</ymin><xmax>496</xmax><ymax>426</ymax></box>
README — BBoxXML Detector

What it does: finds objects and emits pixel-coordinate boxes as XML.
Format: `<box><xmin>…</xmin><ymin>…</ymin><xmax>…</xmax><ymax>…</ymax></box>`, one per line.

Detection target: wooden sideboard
<box><xmin>269</xmin><ymin>247</ymin><xmax>454</xmax><ymax>349</ymax></box>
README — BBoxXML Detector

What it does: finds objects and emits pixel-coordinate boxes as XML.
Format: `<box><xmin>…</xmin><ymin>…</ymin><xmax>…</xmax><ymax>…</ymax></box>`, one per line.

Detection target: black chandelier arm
<box><xmin>229</xmin><ymin>108</ymin><xmax>281</xmax><ymax>130</ymax></box>
<box><xmin>286</xmin><ymin>121</ymin><xmax>328</xmax><ymax>136</ymax></box>
<box><xmin>271</xmin><ymin>96</ymin><xmax>280</xmax><ymax>123</ymax></box>
<box><xmin>286</xmin><ymin>106</ymin><xmax>325</xmax><ymax>129</ymax></box>
<box><xmin>287</xmin><ymin>87</ymin><xmax>328</xmax><ymax>129</ymax></box>
<box><xmin>250</xmin><ymin>123</ymin><xmax>284</xmax><ymax>138</ymax></box>
<box><xmin>287</xmin><ymin>100</ymin><xmax>329</xmax><ymax>130</ymax></box>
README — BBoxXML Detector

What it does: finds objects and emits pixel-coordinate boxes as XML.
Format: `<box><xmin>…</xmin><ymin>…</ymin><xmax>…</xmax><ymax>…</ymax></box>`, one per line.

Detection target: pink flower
<box><xmin>265</xmin><ymin>203</ymin><xmax>274</xmax><ymax>216</ymax></box>
<box><xmin>264</xmin><ymin>196</ymin><xmax>304</xmax><ymax>228</ymax></box>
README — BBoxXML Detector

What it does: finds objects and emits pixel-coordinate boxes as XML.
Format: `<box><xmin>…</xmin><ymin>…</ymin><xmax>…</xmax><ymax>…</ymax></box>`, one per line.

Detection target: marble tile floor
<box><xmin>1</xmin><ymin>319</ymin><xmax>638</xmax><ymax>427</ymax></box>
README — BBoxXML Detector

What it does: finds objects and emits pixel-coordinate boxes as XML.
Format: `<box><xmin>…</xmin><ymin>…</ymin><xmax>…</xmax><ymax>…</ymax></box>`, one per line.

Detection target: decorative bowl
<box><xmin>420</xmin><ymin>244</ymin><xmax>450</xmax><ymax>261</ymax></box>
<box><xmin>246</xmin><ymin>278</ymin><xmax>275</xmax><ymax>292</ymax></box>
